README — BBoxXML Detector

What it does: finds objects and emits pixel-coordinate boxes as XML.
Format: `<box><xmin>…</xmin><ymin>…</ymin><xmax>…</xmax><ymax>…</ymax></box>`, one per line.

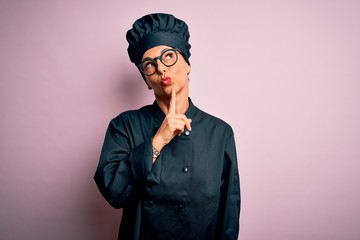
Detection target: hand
<box><xmin>152</xmin><ymin>90</ymin><xmax>192</xmax><ymax>152</ymax></box>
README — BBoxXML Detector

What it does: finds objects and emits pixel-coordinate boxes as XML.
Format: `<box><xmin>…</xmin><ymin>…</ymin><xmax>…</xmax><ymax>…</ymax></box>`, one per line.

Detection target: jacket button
<box><xmin>147</xmin><ymin>201</ymin><xmax>154</xmax><ymax>208</ymax></box>
<box><xmin>177</xmin><ymin>204</ymin><xmax>184</xmax><ymax>211</ymax></box>
<box><xmin>184</xmin><ymin>130</ymin><xmax>190</xmax><ymax>136</ymax></box>
<box><xmin>182</xmin><ymin>166</ymin><xmax>189</xmax><ymax>173</ymax></box>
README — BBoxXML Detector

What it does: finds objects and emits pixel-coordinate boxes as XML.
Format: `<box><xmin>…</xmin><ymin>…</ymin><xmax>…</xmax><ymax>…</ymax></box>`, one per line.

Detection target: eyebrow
<box><xmin>143</xmin><ymin>48</ymin><xmax>172</xmax><ymax>61</ymax></box>
<box><xmin>160</xmin><ymin>48</ymin><xmax>171</xmax><ymax>54</ymax></box>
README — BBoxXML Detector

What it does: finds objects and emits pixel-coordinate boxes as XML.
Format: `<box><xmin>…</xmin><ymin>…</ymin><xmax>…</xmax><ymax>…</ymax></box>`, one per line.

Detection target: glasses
<box><xmin>138</xmin><ymin>48</ymin><xmax>179</xmax><ymax>76</ymax></box>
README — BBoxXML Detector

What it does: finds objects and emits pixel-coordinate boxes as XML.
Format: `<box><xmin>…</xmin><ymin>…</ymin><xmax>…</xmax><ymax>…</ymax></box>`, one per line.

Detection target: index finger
<box><xmin>169</xmin><ymin>89</ymin><xmax>176</xmax><ymax>114</ymax></box>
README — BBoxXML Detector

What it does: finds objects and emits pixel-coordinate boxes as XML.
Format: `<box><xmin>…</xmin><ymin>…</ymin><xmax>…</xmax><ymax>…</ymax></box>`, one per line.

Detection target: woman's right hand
<box><xmin>152</xmin><ymin>90</ymin><xmax>192</xmax><ymax>152</ymax></box>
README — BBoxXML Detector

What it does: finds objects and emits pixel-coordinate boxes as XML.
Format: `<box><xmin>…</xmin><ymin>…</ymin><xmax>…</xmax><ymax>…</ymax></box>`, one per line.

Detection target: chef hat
<box><xmin>126</xmin><ymin>13</ymin><xmax>191</xmax><ymax>67</ymax></box>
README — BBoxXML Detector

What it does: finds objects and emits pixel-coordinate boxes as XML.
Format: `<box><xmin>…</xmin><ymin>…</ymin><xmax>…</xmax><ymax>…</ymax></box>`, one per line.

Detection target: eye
<box><xmin>142</xmin><ymin>61</ymin><xmax>156</xmax><ymax>71</ymax></box>
<box><xmin>163</xmin><ymin>52</ymin><xmax>174</xmax><ymax>61</ymax></box>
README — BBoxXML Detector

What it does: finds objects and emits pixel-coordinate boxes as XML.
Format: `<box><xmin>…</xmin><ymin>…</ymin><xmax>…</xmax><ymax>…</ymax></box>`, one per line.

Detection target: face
<box><xmin>141</xmin><ymin>45</ymin><xmax>191</xmax><ymax>98</ymax></box>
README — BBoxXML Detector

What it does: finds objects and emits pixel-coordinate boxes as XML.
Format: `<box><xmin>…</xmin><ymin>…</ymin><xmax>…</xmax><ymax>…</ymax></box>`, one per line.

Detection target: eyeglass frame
<box><xmin>138</xmin><ymin>48</ymin><xmax>180</xmax><ymax>76</ymax></box>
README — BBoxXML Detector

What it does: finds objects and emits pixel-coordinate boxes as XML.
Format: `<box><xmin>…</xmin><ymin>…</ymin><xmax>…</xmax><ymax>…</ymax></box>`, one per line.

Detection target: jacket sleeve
<box><xmin>93</xmin><ymin>115</ymin><xmax>157</xmax><ymax>209</ymax></box>
<box><xmin>218</xmin><ymin>128</ymin><xmax>241</xmax><ymax>240</ymax></box>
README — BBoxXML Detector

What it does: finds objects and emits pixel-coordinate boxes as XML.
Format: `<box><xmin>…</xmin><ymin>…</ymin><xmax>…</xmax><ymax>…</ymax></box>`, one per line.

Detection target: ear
<box><xmin>187</xmin><ymin>64</ymin><xmax>191</xmax><ymax>75</ymax></box>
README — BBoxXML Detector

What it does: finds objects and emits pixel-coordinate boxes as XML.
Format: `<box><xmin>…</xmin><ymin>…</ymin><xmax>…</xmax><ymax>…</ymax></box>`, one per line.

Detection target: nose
<box><xmin>155</xmin><ymin>59</ymin><xmax>167</xmax><ymax>74</ymax></box>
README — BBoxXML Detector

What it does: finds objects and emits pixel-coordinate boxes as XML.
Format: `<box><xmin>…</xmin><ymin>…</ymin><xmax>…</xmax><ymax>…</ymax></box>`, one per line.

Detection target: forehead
<box><xmin>141</xmin><ymin>45</ymin><xmax>172</xmax><ymax>59</ymax></box>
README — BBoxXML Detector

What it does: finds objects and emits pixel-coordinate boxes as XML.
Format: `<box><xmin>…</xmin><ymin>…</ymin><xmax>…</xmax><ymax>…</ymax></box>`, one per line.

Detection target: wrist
<box><xmin>151</xmin><ymin>136</ymin><xmax>164</xmax><ymax>163</ymax></box>
<box><xmin>152</xmin><ymin>135</ymin><xmax>165</xmax><ymax>152</ymax></box>
<box><xmin>152</xmin><ymin>146</ymin><xmax>161</xmax><ymax>158</ymax></box>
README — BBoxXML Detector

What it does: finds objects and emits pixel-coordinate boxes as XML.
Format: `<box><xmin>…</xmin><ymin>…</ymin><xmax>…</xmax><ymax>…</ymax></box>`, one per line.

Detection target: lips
<box><xmin>161</xmin><ymin>77</ymin><xmax>172</xmax><ymax>86</ymax></box>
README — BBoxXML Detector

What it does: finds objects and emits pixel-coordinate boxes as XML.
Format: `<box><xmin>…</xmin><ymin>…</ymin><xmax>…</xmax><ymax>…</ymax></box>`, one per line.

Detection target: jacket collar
<box><xmin>151</xmin><ymin>98</ymin><xmax>197</xmax><ymax>122</ymax></box>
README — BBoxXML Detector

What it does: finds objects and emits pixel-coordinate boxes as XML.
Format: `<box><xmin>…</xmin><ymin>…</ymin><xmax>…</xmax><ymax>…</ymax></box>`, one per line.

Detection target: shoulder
<box><xmin>110</xmin><ymin>104</ymin><xmax>153</xmax><ymax>126</ymax></box>
<box><xmin>195</xmin><ymin>105</ymin><xmax>234</xmax><ymax>137</ymax></box>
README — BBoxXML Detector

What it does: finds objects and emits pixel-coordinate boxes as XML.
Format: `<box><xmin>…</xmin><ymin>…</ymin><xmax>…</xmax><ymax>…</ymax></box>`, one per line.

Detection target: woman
<box><xmin>94</xmin><ymin>13</ymin><xmax>240</xmax><ymax>240</ymax></box>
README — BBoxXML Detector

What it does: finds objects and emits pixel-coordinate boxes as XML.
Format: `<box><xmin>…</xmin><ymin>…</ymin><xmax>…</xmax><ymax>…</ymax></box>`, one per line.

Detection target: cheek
<box><xmin>174</xmin><ymin>62</ymin><xmax>190</xmax><ymax>76</ymax></box>
<box><xmin>146</xmin><ymin>77</ymin><xmax>158</xmax><ymax>88</ymax></box>
<box><xmin>144</xmin><ymin>77</ymin><xmax>152</xmax><ymax>87</ymax></box>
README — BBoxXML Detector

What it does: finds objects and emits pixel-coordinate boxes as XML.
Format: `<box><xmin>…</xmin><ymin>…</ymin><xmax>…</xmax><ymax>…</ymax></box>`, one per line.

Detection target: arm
<box><xmin>218</xmin><ymin>129</ymin><xmax>241</xmax><ymax>240</ymax></box>
<box><xmin>152</xmin><ymin>90</ymin><xmax>192</xmax><ymax>163</ymax></box>
<box><xmin>93</xmin><ymin>116</ymin><xmax>155</xmax><ymax>209</ymax></box>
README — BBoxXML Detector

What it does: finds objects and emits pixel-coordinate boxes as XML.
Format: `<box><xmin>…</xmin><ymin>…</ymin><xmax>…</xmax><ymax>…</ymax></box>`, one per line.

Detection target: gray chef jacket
<box><xmin>94</xmin><ymin>99</ymin><xmax>240</xmax><ymax>240</ymax></box>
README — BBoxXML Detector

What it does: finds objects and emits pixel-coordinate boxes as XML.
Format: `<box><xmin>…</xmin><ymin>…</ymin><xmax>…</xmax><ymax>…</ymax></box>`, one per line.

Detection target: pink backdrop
<box><xmin>1</xmin><ymin>1</ymin><xmax>360</xmax><ymax>239</ymax></box>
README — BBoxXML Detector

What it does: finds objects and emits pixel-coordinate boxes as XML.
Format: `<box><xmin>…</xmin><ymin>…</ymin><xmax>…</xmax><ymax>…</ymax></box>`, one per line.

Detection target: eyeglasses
<box><xmin>138</xmin><ymin>48</ymin><xmax>179</xmax><ymax>76</ymax></box>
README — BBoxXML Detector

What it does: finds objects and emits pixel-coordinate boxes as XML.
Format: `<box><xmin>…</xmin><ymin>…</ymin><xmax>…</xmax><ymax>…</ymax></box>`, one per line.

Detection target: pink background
<box><xmin>1</xmin><ymin>1</ymin><xmax>360</xmax><ymax>239</ymax></box>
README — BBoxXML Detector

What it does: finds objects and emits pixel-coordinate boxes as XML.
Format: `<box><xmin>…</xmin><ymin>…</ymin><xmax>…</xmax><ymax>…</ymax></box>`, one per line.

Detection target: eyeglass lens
<box><xmin>140</xmin><ymin>49</ymin><xmax>178</xmax><ymax>76</ymax></box>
